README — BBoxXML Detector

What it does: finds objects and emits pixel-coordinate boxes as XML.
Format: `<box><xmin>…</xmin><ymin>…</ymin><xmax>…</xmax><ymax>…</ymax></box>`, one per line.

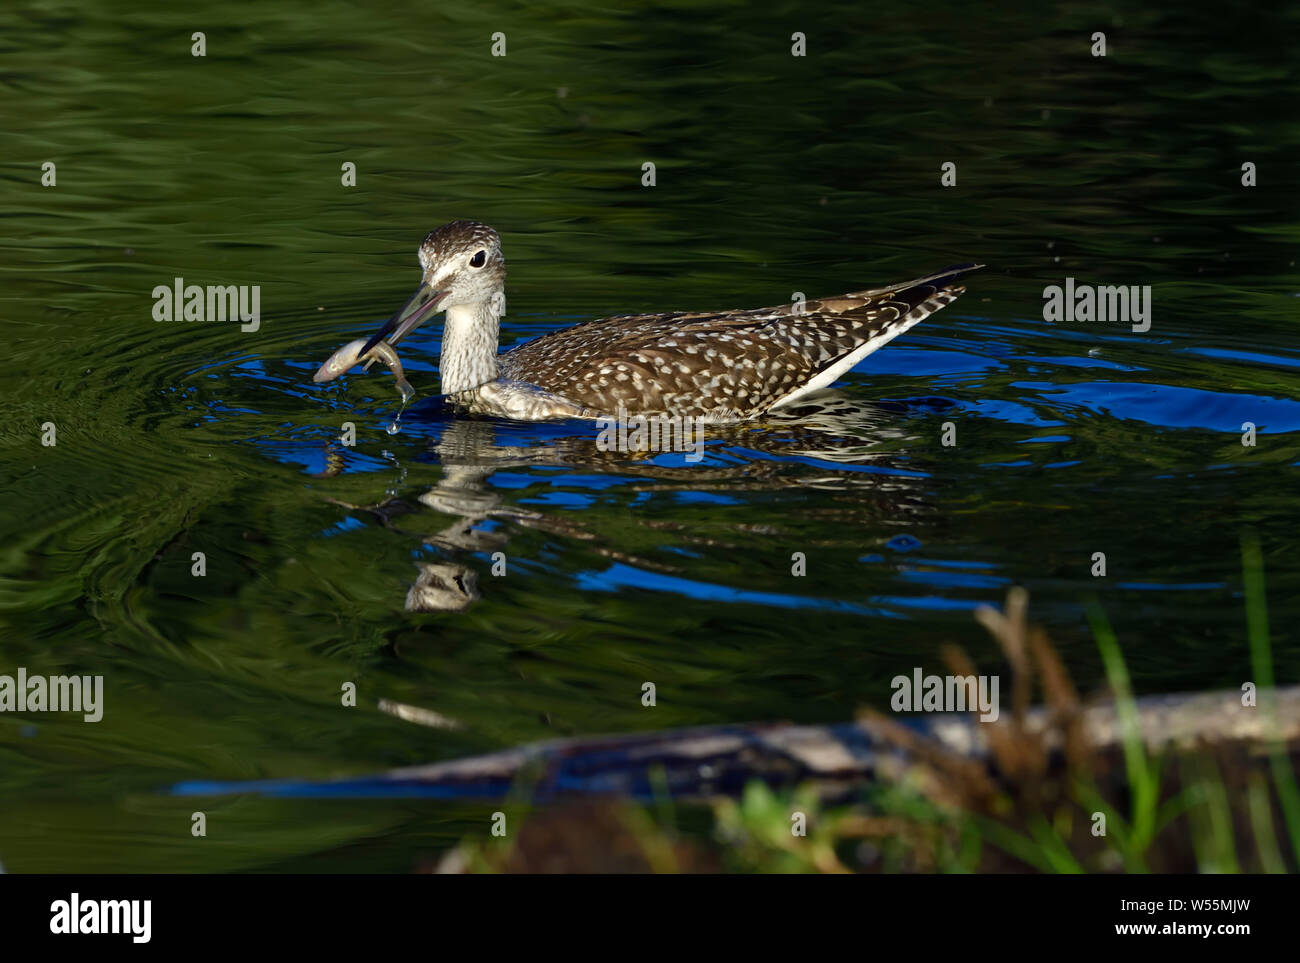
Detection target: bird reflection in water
<box><xmin>319</xmin><ymin>394</ymin><xmax>945</xmax><ymax>614</ymax></box>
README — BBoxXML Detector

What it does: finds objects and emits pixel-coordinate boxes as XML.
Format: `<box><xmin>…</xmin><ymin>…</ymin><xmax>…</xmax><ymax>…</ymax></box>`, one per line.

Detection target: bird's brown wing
<box><xmin>500</xmin><ymin>265</ymin><xmax>982</xmax><ymax>418</ymax></box>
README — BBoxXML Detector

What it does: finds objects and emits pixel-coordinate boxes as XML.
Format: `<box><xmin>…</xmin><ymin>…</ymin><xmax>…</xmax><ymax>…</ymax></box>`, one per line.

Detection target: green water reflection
<box><xmin>0</xmin><ymin>1</ymin><xmax>1297</xmax><ymax>870</ymax></box>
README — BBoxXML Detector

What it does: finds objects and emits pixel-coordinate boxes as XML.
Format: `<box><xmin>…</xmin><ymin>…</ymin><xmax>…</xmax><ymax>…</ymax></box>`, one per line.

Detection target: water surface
<box><xmin>1</xmin><ymin>1</ymin><xmax>1298</xmax><ymax>870</ymax></box>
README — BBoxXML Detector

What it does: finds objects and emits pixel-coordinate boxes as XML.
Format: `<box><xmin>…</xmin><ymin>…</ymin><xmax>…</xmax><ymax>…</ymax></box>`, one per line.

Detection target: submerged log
<box><xmin>173</xmin><ymin>685</ymin><xmax>1300</xmax><ymax>803</ymax></box>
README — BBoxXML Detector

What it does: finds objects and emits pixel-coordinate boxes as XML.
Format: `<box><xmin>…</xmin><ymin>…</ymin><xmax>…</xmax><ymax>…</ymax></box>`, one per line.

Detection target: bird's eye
<box><xmin>469</xmin><ymin>250</ymin><xmax>486</xmax><ymax>268</ymax></box>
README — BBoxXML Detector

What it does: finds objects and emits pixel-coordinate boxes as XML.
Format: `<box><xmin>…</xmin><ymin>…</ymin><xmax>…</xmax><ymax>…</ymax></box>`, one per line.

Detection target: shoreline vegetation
<box><xmin>437</xmin><ymin>535</ymin><xmax>1299</xmax><ymax>873</ymax></box>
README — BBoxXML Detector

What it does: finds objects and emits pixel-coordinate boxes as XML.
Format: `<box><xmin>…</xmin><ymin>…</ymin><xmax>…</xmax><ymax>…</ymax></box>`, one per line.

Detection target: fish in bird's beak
<box><xmin>312</xmin><ymin>337</ymin><xmax>416</xmax><ymax>401</ymax></box>
<box><xmin>359</xmin><ymin>277</ymin><xmax>446</xmax><ymax>356</ymax></box>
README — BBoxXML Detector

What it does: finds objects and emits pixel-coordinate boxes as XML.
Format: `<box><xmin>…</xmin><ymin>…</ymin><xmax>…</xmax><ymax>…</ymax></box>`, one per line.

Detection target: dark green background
<box><xmin>0</xmin><ymin>1</ymin><xmax>1297</xmax><ymax>870</ymax></box>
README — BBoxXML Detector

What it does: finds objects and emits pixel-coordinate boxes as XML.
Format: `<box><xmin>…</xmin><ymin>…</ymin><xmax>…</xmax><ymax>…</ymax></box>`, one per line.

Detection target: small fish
<box><xmin>313</xmin><ymin>338</ymin><xmax>415</xmax><ymax>402</ymax></box>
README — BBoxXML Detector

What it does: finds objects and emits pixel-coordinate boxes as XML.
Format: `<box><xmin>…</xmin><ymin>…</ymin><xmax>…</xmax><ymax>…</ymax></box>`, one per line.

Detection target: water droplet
<box><xmin>386</xmin><ymin>395</ymin><xmax>410</xmax><ymax>436</ymax></box>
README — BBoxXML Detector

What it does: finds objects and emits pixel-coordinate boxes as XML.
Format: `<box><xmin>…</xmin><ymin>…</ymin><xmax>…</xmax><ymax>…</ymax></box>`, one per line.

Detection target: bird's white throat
<box><xmin>440</xmin><ymin>297</ymin><xmax>503</xmax><ymax>394</ymax></box>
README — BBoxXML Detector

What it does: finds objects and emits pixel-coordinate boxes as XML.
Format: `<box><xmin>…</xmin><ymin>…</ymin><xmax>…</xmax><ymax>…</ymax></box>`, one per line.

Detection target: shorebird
<box><xmin>345</xmin><ymin>221</ymin><xmax>982</xmax><ymax>422</ymax></box>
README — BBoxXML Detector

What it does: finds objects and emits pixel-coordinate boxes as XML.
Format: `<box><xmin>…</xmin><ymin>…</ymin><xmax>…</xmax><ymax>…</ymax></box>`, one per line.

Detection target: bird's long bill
<box><xmin>360</xmin><ymin>278</ymin><xmax>445</xmax><ymax>355</ymax></box>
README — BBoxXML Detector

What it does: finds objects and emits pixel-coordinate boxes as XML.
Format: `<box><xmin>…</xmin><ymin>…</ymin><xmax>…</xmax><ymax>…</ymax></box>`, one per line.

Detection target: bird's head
<box><xmin>361</xmin><ymin>221</ymin><xmax>505</xmax><ymax>355</ymax></box>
